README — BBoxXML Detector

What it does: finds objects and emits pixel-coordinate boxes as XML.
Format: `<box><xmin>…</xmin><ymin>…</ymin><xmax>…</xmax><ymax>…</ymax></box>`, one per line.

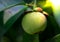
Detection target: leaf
<box><xmin>0</xmin><ymin>12</ymin><xmax>4</xmax><ymax>42</ymax></box>
<box><xmin>0</xmin><ymin>11</ymin><xmax>4</xmax><ymax>36</ymax></box>
<box><xmin>45</xmin><ymin>34</ymin><xmax>60</xmax><ymax>42</ymax></box>
<box><xmin>53</xmin><ymin>9</ymin><xmax>60</xmax><ymax>27</ymax></box>
<box><xmin>33</xmin><ymin>34</ymin><xmax>39</xmax><ymax>42</ymax></box>
<box><xmin>2</xmin><ymin>36</ymin><xmax>10</xmax><ymax>42</ymax></box>
<box><xmin>3</xmin><ymin>7</ymin><xmax>34</xmax><ymax>42</ymax></box>
<box><xmin>39</xmin><ymin>7</ymin><xmax>60</xmax><ymax>42</ymax></box>
<box><xmin>2</xmin><ymin>5</ymin><xmax>27</xmax><ymax>36</ymax></box>
<box><xmin>0</xmin><ymin>0</ymin><xmax>25</xmax><ymax>12</ymax></box>
<box><xmin>3</xmin><ymin>5</ymin><xmax>26</xmax><ymax>24</ymax></box>
<box><xmin>43</xmin><ymin>7</ymin><xmax>60</xmax><ymax>34</ymax></box>
<box><xmin>23</xmin><ymin>32</ymin><xmax>39</xmax><ymax>42</ymax></box>
<box><xmin>37</xmin><ymin>0</ymin><xmax>46</xmax><ymax>8</ymax></box>
<box><xmin>16</xmin><ymin>35</ymin><xmax>23</xmax><ymax>42</ymax></box>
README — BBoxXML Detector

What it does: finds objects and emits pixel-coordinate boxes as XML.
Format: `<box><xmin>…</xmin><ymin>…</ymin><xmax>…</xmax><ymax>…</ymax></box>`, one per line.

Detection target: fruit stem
<box><xmin>33</xmin><ymin>0</ymin><xmax>37</xmax><ymax>10</ymax></box>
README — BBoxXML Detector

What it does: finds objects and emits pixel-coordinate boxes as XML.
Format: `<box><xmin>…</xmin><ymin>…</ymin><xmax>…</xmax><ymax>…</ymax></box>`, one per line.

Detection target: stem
<box><xmin>33</xmin><ymin>0</ymin><xmax>37</xmax><ymax>10</ymax></box>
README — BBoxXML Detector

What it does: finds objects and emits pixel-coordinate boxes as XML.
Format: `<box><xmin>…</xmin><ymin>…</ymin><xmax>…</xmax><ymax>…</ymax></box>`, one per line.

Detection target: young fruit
<box><xmin>22</xmin><ymin>12</ymin><xmax>47</xmax><ymax>34</ymax></box>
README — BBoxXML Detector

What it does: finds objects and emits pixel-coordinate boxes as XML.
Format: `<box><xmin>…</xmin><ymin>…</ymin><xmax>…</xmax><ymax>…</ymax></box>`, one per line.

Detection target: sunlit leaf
<box><xmin>0</xmin><ymin>0</ymin><xmax>24</xmax><ymax>12</ymax></box>
<box><xmin>1</xmin><ymin>5</ymin><xmax>27</xmax><ymax>36</ymax></box>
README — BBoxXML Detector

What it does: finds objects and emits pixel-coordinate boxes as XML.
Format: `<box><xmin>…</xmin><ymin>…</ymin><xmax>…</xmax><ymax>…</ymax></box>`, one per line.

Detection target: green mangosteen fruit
<box><xmin>22</xmin><ymin>12</ymin><xmax>47</xmax><ymax>34</ymax></box>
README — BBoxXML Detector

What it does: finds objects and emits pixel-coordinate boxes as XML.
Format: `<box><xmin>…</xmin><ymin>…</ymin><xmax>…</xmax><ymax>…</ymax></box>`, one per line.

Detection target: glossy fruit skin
<box><xmin>22</xmin><ymin>12</ymin><xmax>47</xmax><ymax>34</ymax></box>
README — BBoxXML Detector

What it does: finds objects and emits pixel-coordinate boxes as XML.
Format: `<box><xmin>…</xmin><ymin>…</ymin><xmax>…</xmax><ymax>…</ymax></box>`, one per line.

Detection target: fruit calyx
<box><xmin>34</xmin><ymin>7</ymin><xmax>49</xmax><ymax>16</ymax></box>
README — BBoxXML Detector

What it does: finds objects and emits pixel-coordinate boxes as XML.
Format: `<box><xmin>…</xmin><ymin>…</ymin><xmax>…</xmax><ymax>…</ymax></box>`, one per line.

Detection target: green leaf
<box><xmin>33</xmin><ymin>34</ymin><xmax>39</xmax><ymax>42</ymax></box>
<box><xmin>2</xmin><ymin>5</ymin><xmax>27</xmax><ymax>36</ymax></box>
<box><xmin>5</xmin><ymin>17</ymin><xmax>24</xmax><ymax>42</ymax></box>
<box><xmin>0</xmin><ymin>0</ymin><xmax>25</xmax><ymax>12</ymax></box>
<box><xmin>2</xmin><ymin>36</ymin><xmax>10</xmax><ymax>42</ymax></box>
<box><xmin>45</xmin><ymin>34</ymin><xmax>60</xmax><ymax>42</ymax></box>
<box><xmin>0</xmin><ymin>11</ymin><xmax>3</xmax><ymax>25</ymax></box>
<box><xmin>53</xmin><ymin>9</ymin><xmax>60</xmax><ymax>27</ymax></box>
<box><xmin>16</xmin><ymin>35</ymin><xmax>23</xmax><ymax>42</ymax></box>
<box><xmin>43</xmin><ymin>7</ymin><xmax>60</xmax><ymax>34</ymax></box>
<box><xmin>0</xmin><ymin>11</ymin><xmax>4</xmax><ymax>36</ymax></box>
<box><xmin>5</xmin><ymin>7</ymin><xmax>39</xmax><ymax>42</ymax></box>
<box><xmin>52</xmin><ymin>34</ymin><xmax>60</xmax><ymax>42</ymax></box>
<box><xmin>3</xmin><ymin>5</ymin><xmax>26</xmax><ymax>24</ymax></box>
<box><xmin>23</xmin><ymin>32</ymin><xmax>39</xmax><ymax>42</ymax></box>
<box><xmin>37</xmin><ymin>0</ymin><xmax>46</xmax><ymax>8</ymax></box>
<box><xmin>39</xmin><ymin>7</ymin><xmax>60</xmax><ymax>42</ymax></box>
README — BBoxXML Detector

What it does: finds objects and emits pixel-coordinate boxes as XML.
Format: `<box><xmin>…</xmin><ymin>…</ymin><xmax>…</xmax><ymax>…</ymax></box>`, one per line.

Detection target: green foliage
<box><xmin>45</xmin><ymin>34</ymin><xmax>60</xmax><ymax>42</ymax></box>
<box><xmin>0</xmin><ymin>0</ymin><xmax>60</xmax><ymax>42</ymax></box>
<box><xmin>0</xmin><ymin>0</ymin><xmax>25</xmax><ymax>12</ymax></box>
